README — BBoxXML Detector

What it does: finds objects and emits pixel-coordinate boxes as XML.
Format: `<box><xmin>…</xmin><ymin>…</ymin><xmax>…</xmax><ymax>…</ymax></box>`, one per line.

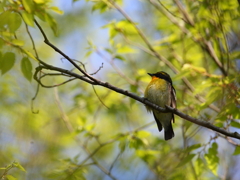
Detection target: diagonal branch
<box><xmin>33</xmin><ymin>21</ymin><xmax>240</xmax><ymax>140</ymax></box>
<box><xmin>33</xmin><ymin>60</ymin><xmax>240</xmax><ymax>140</ymax></box>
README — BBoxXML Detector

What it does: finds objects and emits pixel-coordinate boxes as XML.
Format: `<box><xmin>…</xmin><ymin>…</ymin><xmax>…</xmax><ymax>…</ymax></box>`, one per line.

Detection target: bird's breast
<box><xmin>145</xmin><ymin>79</ymin><xmax>170</xmax><ymax>108</ymax></box>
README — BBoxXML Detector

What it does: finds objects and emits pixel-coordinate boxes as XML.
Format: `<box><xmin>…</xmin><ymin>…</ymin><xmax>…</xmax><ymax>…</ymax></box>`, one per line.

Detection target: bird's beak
<box><xmin>147</xmin><ymin>73</ymin><xmax>153</xmax><ymax>76</ymax></box>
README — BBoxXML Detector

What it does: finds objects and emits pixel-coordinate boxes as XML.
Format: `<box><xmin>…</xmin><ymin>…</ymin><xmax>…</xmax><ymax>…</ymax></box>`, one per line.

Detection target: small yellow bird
<box><xmin>144</xmin><ymin>71</ymin><xmax>176</xmax><ymax>140</ymax></box>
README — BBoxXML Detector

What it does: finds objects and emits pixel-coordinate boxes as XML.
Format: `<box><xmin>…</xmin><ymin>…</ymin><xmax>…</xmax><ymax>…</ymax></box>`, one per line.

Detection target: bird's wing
<box><xmin>169</xmin><ymin>84</ymin><xmax>177</xmax><ymax>123</ymax></box>
<box><xmin>171</xmin><ymin>86</ymin><xmax>177</xmax><ymax>109</ymax></box>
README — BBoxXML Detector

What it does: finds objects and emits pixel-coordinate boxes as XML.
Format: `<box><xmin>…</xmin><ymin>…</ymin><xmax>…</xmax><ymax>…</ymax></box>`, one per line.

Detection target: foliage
<box><xmin>0</xmin><ymin>0</ymin><xmax>240</xmax><ymax>179</ymax></box>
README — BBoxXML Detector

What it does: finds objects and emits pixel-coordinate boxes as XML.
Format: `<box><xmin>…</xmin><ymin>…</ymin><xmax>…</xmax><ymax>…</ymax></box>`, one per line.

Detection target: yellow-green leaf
<box><xmin>21</xmin><ymin>57</ymin><xmax>32</xmax><ymax>82</ymax></box>
<box><xmin>233</xmin><ymin>146</ymin><xmax>240</xmax><ymax>155</ymax></box>
<box><xmin>22</xmin><ymin>49</ymin><xmax>38</xmax><ymax>62</ymax></box>
<box><xmin>21</xmin><ymin>11</ymin><xmax>34</xmax><ymax>27</ymax></box>
<box><xmin>13</xmin><ymin>162</ymin><xmax>26</xmax><ymax>172</ymax></box>
<box><xmin>22</xmin><ymin>0</ymin><xmax>35</xmax><ymax>13</ymax></box>
<box><xmin>11</xmin><ymin>39</ymin><xmax>24</xmax><ymax>46</ymax></box>
<box><xmin>136</xmin><ymin>130</ymin><xmax>151</xmax><ymax>138</ymax></box>
<box><xmin>5</xmin><ymin>175</ymin><xmax>16</xmax><ymax>180</ymax></box>
<box><xmin>50</xmin><ymin>6</ymin><xmax>64</xmax><ymax>15</ymax></box>
<box><xmin>0</xmin><ymin>52</ymin><xmax>15</xmax><ymax>75</ymax></box>
<box><xmin>34</xmin><ymin>0</ymin><xmax>45</xmax><ymax>4</ymax></box>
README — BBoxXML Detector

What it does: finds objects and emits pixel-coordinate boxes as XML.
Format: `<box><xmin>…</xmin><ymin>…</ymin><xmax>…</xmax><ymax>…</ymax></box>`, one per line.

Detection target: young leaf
<box><xmin>50</xmin><ymin>6</ymin><xmax>64</xmax><ymax>15</ymax></box>
<box><xmin>1</xmin><ymin>52</ymin><xmax>15</xmax><ymax>75</ymax></box>
<box><xmin>22</xmin><ymin>49</ymin><xmax>38</xmax><ymax>62</ymax></box>
<box><xmin>5</xmin><ymin>175</ymin><xmax>16</xmax><ymax>180</ymax></box>
<box><xmin>21</xmin><ymin>57</ymin><xmax>32</xmax><ymax>82</ymax></box>
<box><xmin>21</xmin><ymin>11</ymin><xmax>34</xmax><ymax>27</ymax></box>
<box><xmin>233</xmin><ymin>146</ymin><xmax>240</xmax><ymax>155</ymax></box>
<box><xmin>22</xmin><ymin>0</ymin><xmax>35</xmax><ymax>13</ymax></box>
<box><xmin>11</xmin><ymin>39</ymin><xmax>24</xmax><ymax>46</ymax></box>
<box><xmin>13</xmin><ymin>162</ymin><xmax>26</xmax><ymax>172</ymax></box>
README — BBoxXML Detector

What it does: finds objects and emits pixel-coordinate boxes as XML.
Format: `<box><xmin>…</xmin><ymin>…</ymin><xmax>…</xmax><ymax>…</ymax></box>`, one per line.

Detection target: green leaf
<box><xmin>92</xmin><ymin>2</ymin><xmax>108</xmax><ymax>13</ymax></box>
<box><xmin>195</xmin><ymin>158</ymin><xmax>205</xmax><ymax>176</ymax></box>
<box><xmin>5</xmin><ymin>175</ymin><xmax>16</xmax><ymax>180</ymax></box>
<box><xmin>0</xmin><ymin>52</ymin><xmax>15</xmax><ymax>75</ymax></box>
<box><xmin>115</xmin><ymin>20</ymin><xmax>138</xmax><ymax>36</ymax></box>
<box><xmin>11</xmin><ymin>39</ymin><xmax>24</xmax><ymax>46</ymax></box>
<box><xmin>231</xmin><ymin>121</ymin><xmax>240</xmax><ymax>128</ymax></box>
<box><xmin>118</xmin><ymin>138</ymin><xmax>127</xmax><ymax>152</ymax></box>
<box><xmin>21</xmin><ymin>11</ymin><xmax>34</xmax><ymax>27</ymax></box>
<box><xmin>0</xmin><ymin>11</ymin><xmax>22</xmax><ymax>32</ymax></box>
<box><xmin>199</xmin><ymin>87</ymin><xmax>222</xmax><ymax>109</ymax></box>
<box><xmin>204</xmin><ymin>142</ymin><xmax>219</xmax><ymax>176</ymax></box>
<box><xmin>136</xmin><ymin>149</ymin><xmax>158</xmax><ymax>163</ymax></box>
<box><xmin>13</xmin><ymin>162</ymin><xmax>26</xmax><ymax>172</ymax></box>
<box><xmin>185</xmin><ymin>144</ymin><xmax>201</xmax><ymax>153</ymax></box>
<box><xmin>85</xmin><ymin>123</ymin><xmax>95</xmax><ymax>131</ymax></box>
<box><xmin>45</xmin><ymin>13</ymin><xmax>58</xmax><ymax>36</ymax></box>
<box><xmin>233</xmin><ymin>146</ymin><xmax>240</xmax><ymax>155</ymax></box>
<box><xmin>114</xmin><ymin>55</ymin><xmax>125</xmax><ymax>61</ymax></box>
<box><xmin>8</xmin><ymin>13</ymin><xmax>22</xmax><ymax>32</ymax></box>
<box><xmin>22</xmin><ymin>49</ymin><xmax>38</xmax><ymax>62</ymax></box>
<box><xmin>177</xmin><ymin>154</ymin><xmax>196</xmax><ymax>167</ymax></box>
<box><xmin>21</xmin><ymin>57</ymin><xmax>32</xmax><ymax>82</ymax></box>
<box><xmin>0</xmin><ymin>38</ymin><xmax>4</xmax><ymax>48</ymax></box>
<box><xmin>0</xmin><ymin>11</ymin><xmax>11</xmax><ymax>28</ymax></box>
<box><xmin>0</xmin><ymin>52</ymin><xmax>2</xmax><ymax>66</ymax></box>
<box><xmin>116</xmin><ymin>44</ymin><xmax>136</xmax><ymax>54</ymax></box>
<box><xmin>50</xmin><ymin>6</ymin><xmax>64</xmax><ymax>15</ymax></box>
<box><xmin>84</xmin><ymin>50</ymin><xmax>93</xmax><ymax>58</ymax></box>
<box><xmin>22</xmin><ymin>0</ymin><xmax>35</xmax><ymax>13</ymax></box>
<box><xmin>136</xmin><ymin>130</ymin><xmax>151</xmax><ymax>138</ymax></box>
<box><xmin>34</xmin><ymin>0</ymin><xmax>46</xmax><ymax>4</ymax></box>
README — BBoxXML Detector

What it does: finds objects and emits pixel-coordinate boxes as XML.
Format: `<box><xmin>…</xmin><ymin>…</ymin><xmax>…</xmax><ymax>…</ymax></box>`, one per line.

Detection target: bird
<box><xmin>144</xmin><ymin>71</ymin><xmax>176</xmax><ymax>140</ymax></box>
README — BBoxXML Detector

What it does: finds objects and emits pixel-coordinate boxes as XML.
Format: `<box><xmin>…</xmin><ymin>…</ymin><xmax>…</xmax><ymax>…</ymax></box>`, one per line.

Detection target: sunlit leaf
<box><xmin>204</xmin><ymin>142</ymin><xmax>219</xmax><ymax>176</ymax></box>
<box><xmin>5</xmin><ymin>175</ymin><xmax>16</xmax><ymax>180</ymax></box>
<box><xmin>50</xmin><ymin>6</ymin><xmax>64</xmax><ymax>15</ymax></box>
<box><xmin>34</xmin><ymin>0</ymin><xmax>46</xmax><ymax>4</ymax></box>
<box><xmin>22</xmin><ymin>0</ymin><xmax>35</xmax><ymax>13</ymax></box>
<box><xmin>135</xmin><ymin>130</ymin><xmax>151</xmax><ymax>138</ymax></box>
<box><xmin>116</xmin><ymin>45</ymin><xmax>136</xmax><ymax>54</ymax></box>
<box><xmin>22</xmin><ymin>49</ymin><xmax>38</xmax><ymax>62</ymax></box>
<box><xmin>11</xmin><ymin>39</ymin><xmax>24</xmax><ymax>46</ymax></box>
<box><xmin>21</xmin><ymin>11</ymin><xmax>34</xmax><ymax>27</ymax></box>
<box><xmin>92</xmin><ymin>1</ymin><xmax>108</xmax><ymax>13</ymax></box>
<box><xmin>233</xmin><ymin>146</ymin><xmax>240</xmax><ymax>155</ymax></box>
<box><xmin>13</xmin><ymin>162</ymin><xmax>26</xmax><ymax>172</ymax></box>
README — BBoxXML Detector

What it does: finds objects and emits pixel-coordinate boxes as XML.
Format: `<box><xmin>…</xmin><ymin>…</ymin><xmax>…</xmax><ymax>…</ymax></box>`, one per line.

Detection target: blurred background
<box><xmin>0</xmin><ymin>0</ymin><xmax>240</xmax><ymax>179</ymax></box>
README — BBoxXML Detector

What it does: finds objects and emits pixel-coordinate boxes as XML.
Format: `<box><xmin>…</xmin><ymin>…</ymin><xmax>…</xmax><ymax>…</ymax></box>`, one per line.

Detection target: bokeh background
<box><xmin>0</xmin><ymin>0</ymin><xmax>240</xmax><ymax>179</ymax></box>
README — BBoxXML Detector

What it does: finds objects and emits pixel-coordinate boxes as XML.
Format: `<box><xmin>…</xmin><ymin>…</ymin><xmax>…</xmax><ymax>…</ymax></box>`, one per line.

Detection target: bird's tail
<box><xmin>164</xmin><ymin>123</ymin><xmax>174</xmax><ymax>140</ymax></box>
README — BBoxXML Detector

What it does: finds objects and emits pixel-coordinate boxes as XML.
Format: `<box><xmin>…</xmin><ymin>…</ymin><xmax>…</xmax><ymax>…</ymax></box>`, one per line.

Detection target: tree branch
<box><xmin>33</xmin><ymin>21</ymin><xmax>240</xmax><ymax>140</ymax></box>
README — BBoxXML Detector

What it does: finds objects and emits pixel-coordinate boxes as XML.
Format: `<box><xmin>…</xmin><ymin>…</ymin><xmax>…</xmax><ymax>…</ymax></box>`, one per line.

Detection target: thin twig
<box><xmin>92</xmin><ymin>85</ymin><xmax>109</xmax><ymax>109</ymax></box>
